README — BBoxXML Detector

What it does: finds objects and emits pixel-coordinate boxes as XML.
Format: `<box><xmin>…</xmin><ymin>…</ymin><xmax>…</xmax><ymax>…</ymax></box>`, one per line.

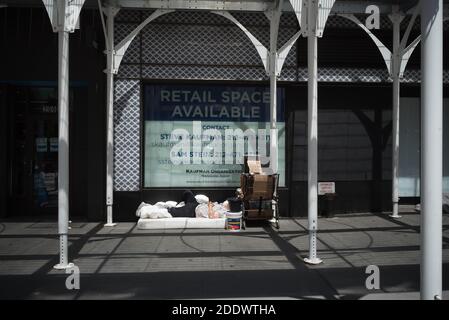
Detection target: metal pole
<box><xmin>105</xmin><ymin>6</ymin><xmax>116</xmax><ymax>227</ymax></box>
<box><xmin>304</xmin><ymin>24</ymin><xmax>322</xmax><ymax>265</ymax></box>
<box><xmin>421</xmin><ymin>0</ymin><xmax>443</xmax><ymax>300</ymax></box>
<box><xmin>269</xmin><ymin>16</ymin><xmax>278</xmax><ymax>174</ymax></box>
<box><xmin>54</xmin><ymin>29</ymin><xmax>73</xmax><ymax>270</ymax></box>
<box><xmin>391</xmin><ymin>72</ymin><xmax>401</xmax><ymax>218</ymax></box>
<box><xmin>390</xmin><ymin>10</ymin><xmax>402</xmax><ymax>219</ymax></box>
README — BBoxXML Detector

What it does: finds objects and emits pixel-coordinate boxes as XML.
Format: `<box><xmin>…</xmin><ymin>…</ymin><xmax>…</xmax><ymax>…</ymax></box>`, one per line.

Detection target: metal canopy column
<box><xmin>293</xmin><ymin>0</ymin><xmax>335</xmax><ymax>265</ymax></box>
<box><xmin>391</xmin><ymin>3</ymin><xmax>422</xmax><ymax>218</ymax></box>
<box><xmin>213</xmin><ymin>5</ymin><xmax>301</xmax><ymax>174</ymax></box>
<box><xmin>305</xmin><ymin>29</ymin><xmax>320</xmax><ymax>264</ymax></box>
<box><xmin>55</xmin><ymin>28</ymin><xmax>71</xmax><ymax>269</ymax></box>
<box><xmin>305</xmin><ymin>0</ymin><xmax>321</xmax><ymax>265</ymax></box>
<box><xmin>420</xmin><ymin>0</ymin><xmax>443</xmax><ymax>300</ymax></box>
<box><xmin>268</xmin><ymin>0</ymin><xmax>282</xmax><ymax>174</ymax></box>
<box><xmin>390</xmin><ymin>7</ymin><xmax>404</xmax><ymax>219</ymax></box>
<box><xmin>103</xmin><ymin>4</ymin><xmax>120</xmax><ymax>227</ymax></box>
<box><xmin>42</xmin><ymin>0</ymin><xmax>85</xmax><ymax>269</ymax></box>
<box><xmin>338</xmin><ymin>5</ymin><xmax>421</xmax><ymax>219</ymax></box>
<box><xmin>97</xmin><ymin>4</ymin><xmax>174</xmax><ymax>225</ymax></box>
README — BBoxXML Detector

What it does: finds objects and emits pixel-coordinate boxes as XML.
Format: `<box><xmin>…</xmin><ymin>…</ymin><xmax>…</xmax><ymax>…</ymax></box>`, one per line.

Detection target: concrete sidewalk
<box><xmin>0</xmin><ymin>209</ymin><xmax>448</xmax><ymax>299</ymax></box>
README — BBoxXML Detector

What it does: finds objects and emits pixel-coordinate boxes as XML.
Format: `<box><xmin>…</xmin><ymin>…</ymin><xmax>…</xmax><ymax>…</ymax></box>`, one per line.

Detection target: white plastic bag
<box><xmin>195</xmin><ymin>194</ymin><xmax>209</xmax><ymax>204</ymax></box>
<box><xmin>195</xmin><ymin>203</ymin><xmax>209</xmax><ymax>218</ymax></box>
<box><xmin>136</xmin><ymin>202</ymin><xmax>149</xmax><ymax>217</ymax></box>
<box><xmin>140</xmin><ymin>205</ymin><xmax>172</xmax><ymax>219</ymax></box>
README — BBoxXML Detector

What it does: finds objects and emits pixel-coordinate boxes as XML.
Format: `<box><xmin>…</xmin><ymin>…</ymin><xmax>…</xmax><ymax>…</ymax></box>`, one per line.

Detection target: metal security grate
<box><xmin>111</xmin><ymin>9</ymin><xmax>448</xmax><ymax>191</ymax></box>
<box><xmin>114</xmin><ymin>79</ymin><xmax>141</xmax><ymax>191</ymax></box>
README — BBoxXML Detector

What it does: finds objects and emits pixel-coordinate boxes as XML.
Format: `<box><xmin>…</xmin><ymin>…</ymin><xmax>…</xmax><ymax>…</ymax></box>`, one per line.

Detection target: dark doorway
<box><xmin>0</xmin><ymin>85</ymin><xmax>7</xmax><ymax>218</ymax></box>
<box><xmin>5</xmin><ymin>84</ymin><xmax>90</xmax><ymax>219</ymax></box>
<box><xmin>9</xmin><ymin>86</ymin><xmax>60</xmax><ymax>217</ymax></box>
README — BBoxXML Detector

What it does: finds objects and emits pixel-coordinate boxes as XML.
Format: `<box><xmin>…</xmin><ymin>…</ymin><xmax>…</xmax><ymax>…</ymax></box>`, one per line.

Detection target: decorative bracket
<box><xmin>42</xmin><ymin>0</ymin><xmax>86</xmax><ymax>33</ymax></box>
<box><xmin>213</xmin><ymin>7</ymin><xmax>301</xmax><ymax>77</ymax></box>
<box><xmin>289</xmin><ymin>0</ymin><xmax>335</xmax><ymax>37</ymax></box>
<box><xmin>98</xmin><ymin>1</ymin><xmax>121</xmax><ymax>74</ymax></box>
<box><xmin>337</xmin><ymin>3</ymin><xmax>422</xmax><ymax>79</ymax></box>
<box><xmin>212</xmin><ymin>10</ymin><xmax>269</xmax><ymax>72</ymax></box>
<box><xmin>339</xmin><ymin>13</ymin><xmax>392</xmax><ymax>74</ymax></box>
<box><xmin>288</xmin><ymin>0</ymin><xmax>307</xmax><ymax>35</ymax></box>
<box><xmin>396</xmin><ymin>2</ymin><xmax>421</xmax><ymax>78</ymax></box>
<box><xmin>399</xmin><ymin>35</ymin><xmax>421</xmax><ymax>78</ymax></box>
<box><xmin>266</xmin><ymin>0</ymin><xmax>283</xmax><ymax>76</ymax></box>
<box><xmin>277</xmin><ymin>30</ymin><xmax>302</xmax><ymax>75</ymax></box>
<box><xmin>98</xmin><ymin>0</ymin><xmax>174</xmax><ymax>75</ymax></box>
<box><xmin>316</xmin><ymin>0</ymin><xmax>337</xmax><ymax>37</ymax></box>
<box><xmin>113</xmin><ymin>9</ymin><xmax>174</xmax><ymax>73</ymax></box>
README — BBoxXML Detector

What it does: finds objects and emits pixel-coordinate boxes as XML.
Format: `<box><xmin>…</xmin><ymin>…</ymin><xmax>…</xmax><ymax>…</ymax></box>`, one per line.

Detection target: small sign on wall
<box><xmin>50</xmin><ymin>137</ymin><xmax>58</xmax><ymax>152</ymax></box>
<box><xmin>318</xmin><ymin>182</ymin><xmax>336</xmax><ymax>195</ymax></box>
<box><xmin>31</xmin><ymin>104</ymin><xmax>57</xmax><ymax>114</ymax></box>
<box><xmin>36</xmin><ymin>138</ymin><xmax>47</xmax><ymax>153</ymax></box>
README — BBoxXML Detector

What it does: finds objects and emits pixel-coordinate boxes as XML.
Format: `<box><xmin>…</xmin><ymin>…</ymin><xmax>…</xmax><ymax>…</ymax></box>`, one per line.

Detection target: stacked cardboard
<box><xmin>246</xmin><ymin>159</ymin><xmax>262</xmax><ymax>174</ymax></box>
<box><xmin>240</xmin><ymin>159</ymin><xmax>276</xmax><ymax>220</ymax></box>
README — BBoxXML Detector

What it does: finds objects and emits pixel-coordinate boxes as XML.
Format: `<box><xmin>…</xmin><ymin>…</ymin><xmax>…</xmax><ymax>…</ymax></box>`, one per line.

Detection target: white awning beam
<box><xmin>6</xmin><ymin>0</ymin><xmax>448</xmax><ymax>15</ymax></box>
<box><xmin>115</xmin><ymin>0</ymin><xmax>274</xmax><ymax>11</ymax></box>
<box><xmin>112</xmin><ymin>0</ymin><xmax>439</xmax><ymax>14</ymax></box>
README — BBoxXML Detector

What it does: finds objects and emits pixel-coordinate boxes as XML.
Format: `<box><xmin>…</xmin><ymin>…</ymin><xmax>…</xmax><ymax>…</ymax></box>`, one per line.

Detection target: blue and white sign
<box><xmin>144</xmin><ymin>84</ymin><xmax>286</xmax><ymax>188</ymax></box>
<box><xmin>36</xmin><ymin>138</ymin><xmax>48</xmax><ymax>153</ymax></box>
<box><xmin>49</xmin><ymin>137</ymin><xmax>58</xmax><ymax>152</ymax></box>
<box><xmin>144</xmin><ymin>85</ymin><xmax>284</xmax><ymax>123</ymax></box>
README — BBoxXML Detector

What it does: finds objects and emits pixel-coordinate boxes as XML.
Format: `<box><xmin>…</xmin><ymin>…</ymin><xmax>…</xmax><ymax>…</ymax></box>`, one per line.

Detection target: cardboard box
<box><xmin>240</xmin><ymin>174</ymin><xmax>274</xmax><ymax>200</ymax></box>
<box><xmin>247</xmin><ymin>159</ymin><xmax>262</xmax><ymax>174</ymax></box>
<box><xmin>245</xmin><ymin>208</ymin><xmax>273</xmax><ymax>220</ymax></box>
<box><xmin>253</xmin><ymin>175</ymin><xmax>272</xmax><ymax>196</ymax></box>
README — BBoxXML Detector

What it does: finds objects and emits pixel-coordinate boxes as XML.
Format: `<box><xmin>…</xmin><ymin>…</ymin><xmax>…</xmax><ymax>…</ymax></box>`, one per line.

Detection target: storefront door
<box><xmin>10</xmin><ymin>87</ymin><xmax>59</xmax><ymax>217</ymax></box>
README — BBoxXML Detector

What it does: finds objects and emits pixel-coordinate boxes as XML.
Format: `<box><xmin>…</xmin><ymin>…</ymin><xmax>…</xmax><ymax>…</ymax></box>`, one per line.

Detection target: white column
<box><xmin>105</xmin><ymin>6</ymin><xmax>117</xmax><ymax>227</ymax></box>
<box><xmin>54</xmin><ymin>29</ymin><xmax>73</xmax><ymax>269</ymax></box>
<box><xmin>269</xmin><ymin>20</ymin><xmax>278</xmax><ymax>174</ymax></box>
<box><xmin>304</xmin><ymin>29</ymin><xmax>322</xmax><ymax>265</ymax></box>
<box><xmin>420</xmin><ymin>0</ymin><xmax>443</xmax><ymax>300</ymax></box>
<box><xmin>390</xmin><ymin>11</ymin><xmax>402</xmax><ymax>219</ymax></box>
<box><xmin>267</xmin><ymin>2</ymin><xmax>281</xmax><ymax>174</ymax></box>
<box><xmin>391</xmin><ymin>71</ymin><xmax>401</xmax><ymax>217</ymax></box>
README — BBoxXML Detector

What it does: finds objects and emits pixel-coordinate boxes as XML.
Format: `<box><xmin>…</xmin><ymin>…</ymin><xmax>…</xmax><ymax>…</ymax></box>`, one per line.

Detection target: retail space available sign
<box><xmin>144</xmin><ymin>84</ymin><xmax>285</xmax><ymax>188</ymax></box>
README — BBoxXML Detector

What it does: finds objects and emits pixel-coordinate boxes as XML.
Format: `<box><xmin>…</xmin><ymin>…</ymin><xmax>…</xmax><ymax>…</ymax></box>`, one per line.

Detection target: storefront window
<box><xmin>143</xmin><ymin>83</ymin><xmax>286</xmax><ymax>188</ymax></box>
<box><xmin>292</xmin><ymin>109</ymin><xmax>374</xmax><ymax>181</ymax></box>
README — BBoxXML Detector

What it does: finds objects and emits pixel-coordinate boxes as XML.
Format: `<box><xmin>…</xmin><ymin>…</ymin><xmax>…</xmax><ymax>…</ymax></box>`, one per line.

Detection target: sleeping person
<box><xmin>136</xmin><ymin>190</ymin><xmax>230</xmax><ymax>219</ymax></box>
<box><xmin>167</xmin><ymin>190</ymin><xmax>199</xmax><ymax>218</ymax></box>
